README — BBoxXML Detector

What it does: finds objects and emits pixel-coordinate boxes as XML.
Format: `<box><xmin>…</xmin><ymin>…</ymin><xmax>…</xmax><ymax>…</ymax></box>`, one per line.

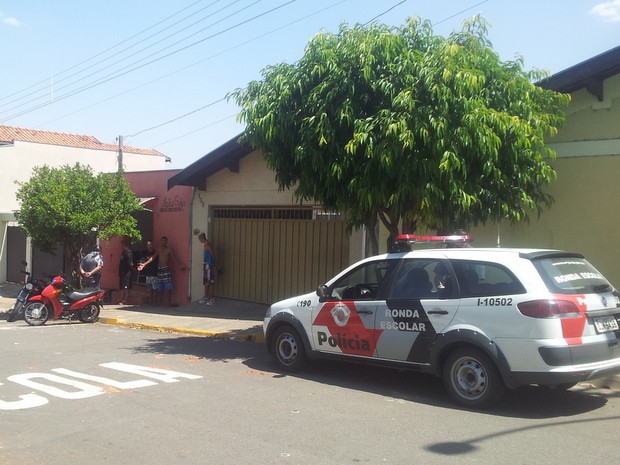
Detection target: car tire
<box><xmin>271</xmin><ymin>325</ymin><xmax>307</xmax><ymax>372</ymax></box>
<box><xmin>443</xmin><ymin>347</ymin><xmax>505</xmax><ymax>409</ymax></box>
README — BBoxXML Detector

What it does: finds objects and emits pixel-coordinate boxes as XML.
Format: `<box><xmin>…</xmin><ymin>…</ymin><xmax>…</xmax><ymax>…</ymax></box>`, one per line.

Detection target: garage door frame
<box><xmin>211</xmin><ymin>207</ymin><xmax>350</xmax><ymax>304</ymax></box>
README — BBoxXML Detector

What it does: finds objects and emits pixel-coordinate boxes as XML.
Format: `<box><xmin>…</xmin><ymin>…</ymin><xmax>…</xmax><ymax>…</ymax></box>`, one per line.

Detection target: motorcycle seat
<box><xmin>68</xmin><ymin>287</ymin><xmax>102</xmax><ymax>300</ymax></box>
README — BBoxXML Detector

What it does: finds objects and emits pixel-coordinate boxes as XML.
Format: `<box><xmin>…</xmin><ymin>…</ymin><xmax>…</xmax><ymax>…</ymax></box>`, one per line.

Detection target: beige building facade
<box><xmin>169</xmin><ymin>138</ymin><xmax>364</xmax><ymax>304</ymax></box>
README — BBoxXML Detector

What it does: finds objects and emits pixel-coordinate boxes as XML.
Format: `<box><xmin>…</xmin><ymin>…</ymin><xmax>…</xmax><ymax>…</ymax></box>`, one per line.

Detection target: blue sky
<box><xmin>1</xmin><ymin>0</ymin><xmax>619</xmax><ymax>169</ymax></box>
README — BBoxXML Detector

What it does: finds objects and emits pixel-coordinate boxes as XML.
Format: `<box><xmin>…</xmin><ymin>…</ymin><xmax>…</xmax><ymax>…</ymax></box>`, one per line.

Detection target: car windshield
<box><xmin>532</xmin><ymin>256</ymin><xmax>613</xmax><ymax>294</ymax></box>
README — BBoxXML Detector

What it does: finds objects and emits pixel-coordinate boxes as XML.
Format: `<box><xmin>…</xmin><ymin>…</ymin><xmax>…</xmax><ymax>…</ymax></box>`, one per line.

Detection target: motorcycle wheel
<box><xmin>24</xmin><ymin>302</ymin><xmax>49</xmax><ymax>326</ymax></box>
<box><xmin>79</xmin><ymin>303</ymin><xmax>100</xmax><ymax>323</ymax></box>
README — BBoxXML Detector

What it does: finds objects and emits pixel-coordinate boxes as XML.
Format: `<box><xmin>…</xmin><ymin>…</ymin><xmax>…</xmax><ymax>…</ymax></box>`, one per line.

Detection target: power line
<box><xmin>151</xmin><ymin>112</ymin><xmax>238</xmax><ymax>148</ymax></box>
<box><xmin>125</xmin><ymin>98</ymin><xmax>226</xmax><ymax>138</ymax></box>
<box><xmin>0</xmin><ymin>0</ymin><xmax>297</xmax><ymax>123</ymax></box>
<box><xmin>36</xmin><ymin>0</ymin><xmax>348</xmax><ymax>130</ymax></box>
<box><xmin>0</xmin><ymin>0</ymin><xmax>257</xmax><ymax>119</ymax></box>
<box><xmin>125</xmin><ymin>0</ymin><xmax>487</xmax><ymax>151</ymax></box>
<box><xmin>127</xmin><ymin>0</ymin><xmax>491</xmax><ymax>149</ymax></box>
<box><xmin>121</xmin><ymin>1</ymin><xmax>349</xmax><ymax>142</ymax></box>
<box><xmin>364</xmin><ymin>0</ymin><xmax>408</xmax><ymax>26</ymax></box>
<box><xmin>433</xmin><ymin>0</ymin><xmax>489</xmax><ymax>26</ymax></box>
<box><xmin>13</xmin><ymin>0</ymin><xmax>489</xmax><ymax>157</ymax></box>
<box><xmin>0</xmin><ymin>0</ymin><xmax>213</xmax><ymax>106</ymax></box>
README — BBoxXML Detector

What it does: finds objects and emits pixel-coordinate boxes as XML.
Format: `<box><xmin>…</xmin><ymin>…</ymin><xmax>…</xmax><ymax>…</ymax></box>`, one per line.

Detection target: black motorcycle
<box><xmin>7</xmin><ymin>264</ymin><xmax>45</xmax><ymax>323</ymax></box>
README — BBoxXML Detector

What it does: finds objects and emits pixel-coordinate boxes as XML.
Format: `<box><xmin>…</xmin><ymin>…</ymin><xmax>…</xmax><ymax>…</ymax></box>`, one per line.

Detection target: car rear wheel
<box><xmin>271</xmin><ymin>325</ymin><xmax>306</xmax><ymax>372</ymax></box>
<box><xmin>443</xmin><ymin>348</ymin><xmax>504</xmax><ymax>409</ymax></box>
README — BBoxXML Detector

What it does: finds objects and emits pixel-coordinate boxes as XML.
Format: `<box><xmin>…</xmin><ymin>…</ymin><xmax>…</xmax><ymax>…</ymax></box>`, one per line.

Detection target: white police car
<box><xmin>263</xmin><ymin>235</ymin><xmax>620</xmax><ymax>408</ymax></box>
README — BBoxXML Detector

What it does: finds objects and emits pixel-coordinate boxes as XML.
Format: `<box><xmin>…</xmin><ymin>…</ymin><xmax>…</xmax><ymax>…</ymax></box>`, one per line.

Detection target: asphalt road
<box><xmin>1</xmin><ymin>323</ymin><xmax>619</xmax><ymax>465</ymax></box>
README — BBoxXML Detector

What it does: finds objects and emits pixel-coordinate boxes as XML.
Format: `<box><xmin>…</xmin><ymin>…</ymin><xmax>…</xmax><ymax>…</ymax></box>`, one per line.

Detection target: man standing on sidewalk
<box><xmin>80</xmin><ymin>245</ymin><xmax>104</xmax><ymax>288</ymax></box>
<box><xmin>118</xmin><ymin>237</ymin><xmax>133</xmax><ymax>305</ymax></box>
<box><xmin>198</xmin><ymin>233</ymin><xmax>217</xmax><ymax>305</ymax></box>
<box><xmin>139</xmin><ymin>240</ymin><xmax>158</xmax><ymax>304</ymax></box>
<box><xmin>137</xmin><ymin>236</ymin><xmax>185</xmax><ymax>307</ymax></box>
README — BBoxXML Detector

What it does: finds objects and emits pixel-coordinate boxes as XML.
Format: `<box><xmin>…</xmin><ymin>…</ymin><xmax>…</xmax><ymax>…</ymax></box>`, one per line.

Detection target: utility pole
<box><xmin>117</xmin><ymin>135</ymin><xmax>123</xmax><ymax>172</ymax></box>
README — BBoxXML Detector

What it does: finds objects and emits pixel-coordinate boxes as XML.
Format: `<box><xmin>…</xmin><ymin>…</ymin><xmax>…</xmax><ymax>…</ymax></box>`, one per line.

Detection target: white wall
<box><xmin>0</xmin><ymin>140</ymin><xmax>167</xmax><ymax>212</ymax></box>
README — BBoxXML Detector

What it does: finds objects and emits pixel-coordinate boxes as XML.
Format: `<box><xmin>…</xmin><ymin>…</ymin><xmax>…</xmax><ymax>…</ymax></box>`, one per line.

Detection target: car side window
<box><xmin>330</xmin><ymin>259</ymin><xmax>396</xmax><ymax>301</ymax></box>
<box><xmin>388</xmin><ymin>259</ymin><xmax>450</xmax><ymax>300</ymax></box>
<box><xmin>451</xmin><ymin>260</ymin><xmax>526</xmax><ymax>298</ymax></box>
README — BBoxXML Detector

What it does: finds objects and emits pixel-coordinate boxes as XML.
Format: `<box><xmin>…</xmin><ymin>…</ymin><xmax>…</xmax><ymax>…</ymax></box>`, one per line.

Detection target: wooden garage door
<box><xmin>212</xmin><ymin>208</ymin><xmax>349</xmax><ymax>304</ymax></box>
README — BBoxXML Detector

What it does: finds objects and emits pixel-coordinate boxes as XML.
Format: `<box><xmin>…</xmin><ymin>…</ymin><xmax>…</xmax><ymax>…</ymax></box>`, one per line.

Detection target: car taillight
<box><xmin>517</xmin><ymin>299</ymin><xmax>581</xmax><ymax>319</ymax></box>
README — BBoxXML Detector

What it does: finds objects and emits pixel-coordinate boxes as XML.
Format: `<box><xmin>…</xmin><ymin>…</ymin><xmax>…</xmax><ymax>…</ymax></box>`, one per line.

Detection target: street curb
<box><xmin>97</xmin><ymin>316</ymin><xmax>265</xmax><ymax>343</ymax></box>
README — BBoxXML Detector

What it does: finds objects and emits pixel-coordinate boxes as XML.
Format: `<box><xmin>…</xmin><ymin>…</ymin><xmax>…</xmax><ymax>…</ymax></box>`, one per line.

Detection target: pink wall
<box><xmin>100</xmin><ymin>170</ymin><xmax>193</xmax><ymax>305</ymax></box>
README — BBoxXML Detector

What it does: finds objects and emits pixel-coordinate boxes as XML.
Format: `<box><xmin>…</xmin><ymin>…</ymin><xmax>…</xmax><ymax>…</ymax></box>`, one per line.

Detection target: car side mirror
<box><xmin>316</xmin><ymin>284</ymin><xmax>329</xmax><ymax>299</ymax></box>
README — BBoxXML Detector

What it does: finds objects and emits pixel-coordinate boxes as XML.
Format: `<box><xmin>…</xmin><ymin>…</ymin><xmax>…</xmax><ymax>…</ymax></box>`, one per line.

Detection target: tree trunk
<box><xmin>377</xmin><ymin>210</ymin><xmax>401</xmax><ymax>253</ymax></box>
<box><xmin>365</xmin><ymin>214</ymin><xmax>379</xmax><ymax>257</ymax></box>
<box><xmin>64</xmin><ymin>242</ymin><xmax>84</xmax><ymax>289</ymax></box>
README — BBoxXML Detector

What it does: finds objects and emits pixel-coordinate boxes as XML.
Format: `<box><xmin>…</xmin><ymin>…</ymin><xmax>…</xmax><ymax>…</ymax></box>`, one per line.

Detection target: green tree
<box><xmin>15</xmin><ymin>163</ymin><xmax>142</xmax><ymax>286</ymax></box>
<box><xmin>232</xmin><ymin>16</ymin><xmax>570</xmax><ymax>254</ymax></box>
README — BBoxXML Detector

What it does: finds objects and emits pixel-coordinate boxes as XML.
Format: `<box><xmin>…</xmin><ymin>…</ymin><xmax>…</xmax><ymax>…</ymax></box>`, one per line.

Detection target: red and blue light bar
<box><xmin>395</xmin><ymin>234</ymin><xmax>473</xmax><ymax>244</ymax></box>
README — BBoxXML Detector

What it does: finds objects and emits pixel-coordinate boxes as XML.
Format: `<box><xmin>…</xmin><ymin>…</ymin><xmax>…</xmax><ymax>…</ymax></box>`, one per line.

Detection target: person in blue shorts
<box><xmin>197</xmin><ymin>233</ymin><xmax>217</xmax><ymax>305</ymax></box>
<box><xmin>139</xmin><ymin>240</ymin><xmax>158</xmax><ymax>304</ymax></box>
<box><xmin>137</xmin><ymin>236</ymin><xmax>185</xmax><ymax>306</ymax></box>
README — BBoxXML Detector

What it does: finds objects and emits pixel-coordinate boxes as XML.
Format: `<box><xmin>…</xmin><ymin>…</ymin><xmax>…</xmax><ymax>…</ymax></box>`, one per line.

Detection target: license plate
<box><xmin>593</xmin><ymin>315</ymin><xmax>619</xmax><ymax>333</ymax></box>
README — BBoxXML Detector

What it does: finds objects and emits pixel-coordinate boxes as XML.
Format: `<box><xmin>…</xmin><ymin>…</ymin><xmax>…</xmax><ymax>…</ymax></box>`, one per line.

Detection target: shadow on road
<box><xmin>130</xmin><ymin>334</ymin><xmax>615</xmax><ymax>419</ymax></box>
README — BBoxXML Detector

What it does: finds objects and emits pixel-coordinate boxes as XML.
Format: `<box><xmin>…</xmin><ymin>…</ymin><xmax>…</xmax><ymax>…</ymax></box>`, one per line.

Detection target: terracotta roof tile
<box><xmin>0</xmin><ymin>125</ymin><xmax>164</xmax><ymax>156</ymax></box>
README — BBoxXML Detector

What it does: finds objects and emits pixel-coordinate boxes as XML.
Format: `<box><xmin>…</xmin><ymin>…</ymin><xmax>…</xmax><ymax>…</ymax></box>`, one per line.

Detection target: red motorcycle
<box><xmin>24</xmin><ymin>274</ymin><xmax>104</xmax><ymax>326</ymax></box>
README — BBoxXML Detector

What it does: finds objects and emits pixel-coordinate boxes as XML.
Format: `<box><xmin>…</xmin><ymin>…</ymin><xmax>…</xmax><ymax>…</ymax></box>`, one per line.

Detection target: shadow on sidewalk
<box><xmin>112</xmin><ymin>298</ymin><xmax>268</xmax><ymax>322</ymax></box>
<box><xmin>0</xmin><ymin>282</ymin><xmax>20</xmax><ymax>299</ymax></box>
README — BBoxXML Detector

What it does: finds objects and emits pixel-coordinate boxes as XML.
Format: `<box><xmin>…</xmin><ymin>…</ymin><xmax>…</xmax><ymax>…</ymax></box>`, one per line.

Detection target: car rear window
<box><xmin>450</xmin><ymin>260</ymin><xmax>526</xmax><ymax>298</ymax></box>
<box><xmin>531</xmin><ymin>256</ymin><xmax>613</xmax><ymax>294</ymax></box>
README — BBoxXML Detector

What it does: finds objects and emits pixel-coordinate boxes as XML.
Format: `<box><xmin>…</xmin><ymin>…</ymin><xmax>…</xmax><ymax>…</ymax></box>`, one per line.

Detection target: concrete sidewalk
<box><xmin>0</xmin><ymin>282</ymin><xmax>267</xmax><ymax>342</ymax></box>
<box><xmin>98</xmin><ymin>299</ymin><xmax>267</xmax><ymax>341</ymax></box>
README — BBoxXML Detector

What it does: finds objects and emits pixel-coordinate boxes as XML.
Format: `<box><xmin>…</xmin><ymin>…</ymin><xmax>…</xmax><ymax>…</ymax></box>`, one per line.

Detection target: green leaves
<box><xmin>15</xmin><ymin>163</ymin><xmax>142</xmax><ymax>283</ymax></box>
<box><xmin>231</xmin><ymin>15</ymin><xmax>568</xmax><ymax>252</ymax></box>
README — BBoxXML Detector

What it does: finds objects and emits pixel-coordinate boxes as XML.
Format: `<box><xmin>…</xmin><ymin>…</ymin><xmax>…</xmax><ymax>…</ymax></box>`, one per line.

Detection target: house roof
<box><xmin>537</xmin><ymin>44</ymin><xmax>620</xmax><ymax>100</ymax></box>
<box><xmin>167</xmin><ymin>133</ymin><xmax>252</xmax><ymax>190</ymax></box>
<box><xmin>0</xmin><ymin>125</ymin><xmax>165</xmax><ymax>157</ymax></box>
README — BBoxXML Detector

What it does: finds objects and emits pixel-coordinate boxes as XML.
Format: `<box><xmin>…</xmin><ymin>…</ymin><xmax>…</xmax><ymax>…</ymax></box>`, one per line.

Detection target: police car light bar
<box><xmin>396</xmin><ymin>234</ymin><xmax>473</xmax><ymax>244</ymax></box>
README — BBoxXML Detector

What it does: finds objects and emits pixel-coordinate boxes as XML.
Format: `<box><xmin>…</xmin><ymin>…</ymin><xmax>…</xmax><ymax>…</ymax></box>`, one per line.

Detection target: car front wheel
<box><xmin>271</xmin><ymin>325</ymin><xmax>306</xmax><ymax>372</ymax></box>
<box><xmin>443</xmin><ymin>348</ymin><xmax>504</xmax><ymax>409</ymax></box>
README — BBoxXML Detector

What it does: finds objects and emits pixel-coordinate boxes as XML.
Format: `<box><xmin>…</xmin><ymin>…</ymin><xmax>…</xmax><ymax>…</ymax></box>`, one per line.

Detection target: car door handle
<box><xmin>357</xmin><ymin>309</ymin><xmax>373</xmax><ymax>314</ymax></box>
<box><xmin>427</xmin><ymin>310</ymin><xmax>449</xmax><ymax>315</ymax></box>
